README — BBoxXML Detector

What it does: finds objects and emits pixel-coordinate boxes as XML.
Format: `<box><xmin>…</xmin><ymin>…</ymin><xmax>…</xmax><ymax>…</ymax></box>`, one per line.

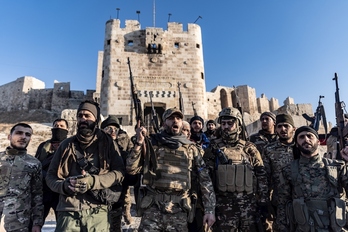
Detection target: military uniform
<box><xmin>0</xmin><ymin>148</ymin><xmax>44</xmax><ymax>231</ymax></box>
<box><xmin>127</xmin><ymin>131</ymin><xmax>216</xmax><ymax>232</ymax></box>
<box><xmin>204</xmin><ymin>137</ymin><xmax>268</xmax><ymax>231</ymax></box>
<box><xmin>249</xmin><ymin>130</ymin><xmax>278</xmax><ymax>154</ymax></box>
<box><xmin>277</xmin><ymin>154</ymin><xmax>348</xmax><ymax>232</ymax></box>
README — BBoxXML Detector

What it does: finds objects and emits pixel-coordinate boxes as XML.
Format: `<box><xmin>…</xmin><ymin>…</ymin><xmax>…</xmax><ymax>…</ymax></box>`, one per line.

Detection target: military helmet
<box><xmin>218</xmin><ymin>107</ymin><xmax>242</xmax><ymax>124</ymax></box>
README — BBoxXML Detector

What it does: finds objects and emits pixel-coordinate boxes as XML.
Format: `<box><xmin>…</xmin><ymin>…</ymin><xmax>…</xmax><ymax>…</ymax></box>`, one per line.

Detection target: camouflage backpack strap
<box><xmin>291</xmin><ymin>159</ymin><xmax>304</xmax><ymax>197</ymax></box>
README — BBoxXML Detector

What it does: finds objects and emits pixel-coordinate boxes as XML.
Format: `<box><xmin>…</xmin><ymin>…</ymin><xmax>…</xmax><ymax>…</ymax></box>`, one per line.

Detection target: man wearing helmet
<box><xmin>204</xmin><ymin>107</ymin><xmax>269</xmax><ymax>231</ymax></box>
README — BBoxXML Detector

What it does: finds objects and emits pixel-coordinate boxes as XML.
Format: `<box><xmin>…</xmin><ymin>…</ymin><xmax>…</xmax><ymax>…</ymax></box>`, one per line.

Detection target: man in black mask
<box><xmin>46</xmin><ymin>100</ymin><xmax>125</xmax><ymax>231</ymax></box>
<box><xmin>35</xmin><ymin>118</ymin><xmax>69</xmax><ymax>221</ymax></box>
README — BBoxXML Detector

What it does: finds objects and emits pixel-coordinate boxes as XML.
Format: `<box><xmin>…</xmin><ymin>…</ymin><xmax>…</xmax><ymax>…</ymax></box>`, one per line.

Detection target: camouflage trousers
<box><xmin>56</xmin><ymin>205</ymin><xmax>109</xmax><ymax>232</ymax></box>
<box><xmin>213</xmin><ymin>193</ymin><xmax>258</xmax><ymax>232</ymax></box>
<box><xmin>139</xmin><ymin>205</ymin><xmax>188</xmax><ymax>232</ymax></box>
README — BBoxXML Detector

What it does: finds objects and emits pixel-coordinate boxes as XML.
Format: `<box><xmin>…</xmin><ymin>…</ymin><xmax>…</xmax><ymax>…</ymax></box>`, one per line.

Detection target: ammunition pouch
<box><xmin>141</xmin><ymin>190</ymin><xmax>189</xmax><ymax>215</ymax></box>
<box><xmin>216</xmin><ymin>164</ymin><xmax>253</xmax><ymax>193</ymax></box>
<box><xmin>292</xmin><ymin>198</ymin><xmax>345</xmax><ymax>231</ymax></box>
<box><xmin>330</xmin><ymin>197</ymin><xmax>346</xmax><ymax>231</ymax></box>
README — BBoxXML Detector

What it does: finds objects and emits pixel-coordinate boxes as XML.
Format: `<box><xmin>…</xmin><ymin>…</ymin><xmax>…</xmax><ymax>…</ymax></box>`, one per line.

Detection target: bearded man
<box><xmin>126</xmin><ymin>107</ymin><xmax>216</xmax><ymax>232</ymax></box>
<box><xmin>46</xmin><ymin>100</ymin><xmax>125</xmax><ymax>231</ymax></box>
<box><xmin>277</xmin><ymin>126</ymin><xmax>348</xmax><ymax>232</ymax></box>
<box><xmin>203</xmin><ymin>107</ymin><xmax>268</xmax><ymax>231</ymax></box>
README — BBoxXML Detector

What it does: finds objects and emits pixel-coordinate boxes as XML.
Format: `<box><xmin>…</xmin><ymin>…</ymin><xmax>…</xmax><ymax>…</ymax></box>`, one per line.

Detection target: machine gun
<box><xmin>177</xmin><ymin>82</ymin><xmax>185</xmax><ymax>114</ymax></box>
<box><xmin>149</xmin><ymin>91</ymin><xmax>160</xmax><ymax>133</ymax></box>
<box><xmin>333</xmin><ymin>73</ymin><xmax>348</xmax><ymax>157</ymax></box>
<box><xmin>128</xmin><ymin>57</ymin><xmax>143</xmax><ymax>125</ymax></box>
<box><xmin>302</xmin><ymin>95</ymin><xmax>327</xmax><ymax>140</ymax></box>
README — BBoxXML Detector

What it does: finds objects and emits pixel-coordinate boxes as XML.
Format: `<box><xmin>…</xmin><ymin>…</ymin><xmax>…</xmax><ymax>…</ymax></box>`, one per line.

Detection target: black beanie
<box><xmin>206</xmin><ymin>119</ymin><xmax>216</xmax><ymax>126</ymax></box>
<box><xmin>294</xmin><ymin>126</ymin><xmax>319</xmax><ymax>141</ymax></box>
<box><xmin>190</xmin><ymin>116</ymin><xmax>204</xmax><ymax>125</ymax></box>
<box><xmin>101</xmin><ymin>115</ymin><xmax>120</xmax><ymax>129</ymax></box>
<box><xmin>276</xmin><ymin>114</ymin><xmax>294</xmax><ymax>127</ymax></box>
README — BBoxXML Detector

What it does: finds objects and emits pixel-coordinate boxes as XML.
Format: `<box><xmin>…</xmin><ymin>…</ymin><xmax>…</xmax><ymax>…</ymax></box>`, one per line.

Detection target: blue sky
<box><xmin>1</xmin><ymin>0</ymin><xmax>348</xmax><ymax>124</ymax></box>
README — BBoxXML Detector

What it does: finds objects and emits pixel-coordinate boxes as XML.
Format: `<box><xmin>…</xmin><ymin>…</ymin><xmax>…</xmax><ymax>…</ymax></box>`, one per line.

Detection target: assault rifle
<box><xmin>149</xmin><ymin>91</ymin><xmax>160</xmax><ymax>133</ymax></box>
<box><xmin>128</xmin><ymin>57</ymin><xmax>143</xmax><ymax>125</ymax></box>
<box><xmin>177</xmin><ymin>82</ymin><xmax>185</xmax><ymax>114</ymax></box>
<box><xmin>333</xmin><ymin>73</ymin><xmax>348</xmax><ymax>157</ymax></box>
<box><xmin>233</xmin><ymin>86</ymin><xmax>249</xmax><ymax>141</ymax></box>
<box><xmin>127</xmin><ymin>57</ymin><xmax>157</xmax><ymax>186</ymax></box>
<box><xmin>302</xmin><ymin>95</ymin><xmax>327</xmax><ymax>138</ymax></box>
<box><xmin>192</xmin><ymin>102</ymin><xmax>198</xmax><ymax>116</ymax></box>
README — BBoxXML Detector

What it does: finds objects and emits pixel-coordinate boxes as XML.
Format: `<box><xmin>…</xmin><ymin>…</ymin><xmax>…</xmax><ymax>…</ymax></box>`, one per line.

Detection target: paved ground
<box><xmin>42</xmin><ymin>187</ymin><xmax>141</xmax><ymax>232</ymax></box>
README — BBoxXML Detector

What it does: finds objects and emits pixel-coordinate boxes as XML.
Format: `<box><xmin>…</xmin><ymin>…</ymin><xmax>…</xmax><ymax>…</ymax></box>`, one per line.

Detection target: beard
<box><xmin>164</xmin><ymin>124</ymin><xmax>181</xmax><ymax>136</ymax></box>
<box><xmin>77</xmin><ymin>121</ymin><xmax>96</xmax><ymax>136</ymax></box>
<box><xmin>10</xmin><ymin>142</ymin><xmax>28</xmax><ymax>150</ymax></box>
<box><xmin>298</xmin><ymin>142</ymin><xmax>319</xmax><ymax>155</ymax></box>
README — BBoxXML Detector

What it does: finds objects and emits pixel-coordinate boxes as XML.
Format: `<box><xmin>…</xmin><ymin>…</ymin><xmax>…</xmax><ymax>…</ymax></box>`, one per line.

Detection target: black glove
<box><xmin>63</xmin><ymin>178</ymin><xmax>75</xmax><ymax>196</ymax></box>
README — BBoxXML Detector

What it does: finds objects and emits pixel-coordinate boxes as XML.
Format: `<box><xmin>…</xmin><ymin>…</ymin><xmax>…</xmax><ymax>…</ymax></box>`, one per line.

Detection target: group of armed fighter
<box><xmin>2</xmin><ymin>72</ymin><xmax>348</xmax><ymax>232</ymax></box>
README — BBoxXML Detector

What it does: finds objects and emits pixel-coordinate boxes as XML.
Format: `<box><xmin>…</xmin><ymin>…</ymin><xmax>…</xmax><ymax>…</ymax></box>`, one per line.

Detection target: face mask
<box><xmin>51</xmin><ymin>128</ymin><xmax>68</xmax><ymax>142</ymax></box>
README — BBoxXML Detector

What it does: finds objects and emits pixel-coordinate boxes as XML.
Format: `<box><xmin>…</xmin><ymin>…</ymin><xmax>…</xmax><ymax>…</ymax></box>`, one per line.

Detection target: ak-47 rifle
<box><xmin>128</xmin><ymin>57</ymin><xmax>143</xmax><ymax>125</ymax></box>
<box><xmin>333</xmin><ymin>73</ymin><xmax>348</xmax><ymax>158</ymax></box>
<box><xmin>149</xmin><ymin>91</ymin><xmax>160</xmax><ymax>133</ymax></box>
<box><xmin>233</xmin><ymin>86</ymin><xmax>249</xmax><ymax>141</ymax></box>
<box><xmin>302</xmin><ymin>95</ymin><xmax>327</xmax><ymax>138</ymax></box>
<box><xmin>192</xmin><ymin>102</ymin><xmax>198</xmax><ymax>116</ymax></box>
<box><xmin>177</xmin><ymin>82</ymin><xmax>184</xmax><ymax>114</ymax></box>
<box><xmin>127</xmin><ymin>57</ymin><xmax>157</xmax><ymax>188</ymax></box>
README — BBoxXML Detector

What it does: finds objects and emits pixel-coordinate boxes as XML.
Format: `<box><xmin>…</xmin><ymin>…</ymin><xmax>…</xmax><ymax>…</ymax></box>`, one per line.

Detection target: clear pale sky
<box><xmin>1</xmin><ymin>0</ymin><xmax>348</xmax><ymax>125</ymax></box>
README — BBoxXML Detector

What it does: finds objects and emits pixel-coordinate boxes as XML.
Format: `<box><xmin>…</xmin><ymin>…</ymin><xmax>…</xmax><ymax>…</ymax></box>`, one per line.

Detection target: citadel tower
<box><xmin>96</xmin><ymin>19</ymin><xmax>207</xmax><ymax>127</ymax></box>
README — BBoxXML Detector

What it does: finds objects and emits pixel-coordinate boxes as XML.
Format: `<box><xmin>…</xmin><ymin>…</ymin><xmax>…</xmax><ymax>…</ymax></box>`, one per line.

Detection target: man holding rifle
<box><xmin>126</xmin><ymin>107</ymin><xmax>216</xmax><ymax>231</ymax></box>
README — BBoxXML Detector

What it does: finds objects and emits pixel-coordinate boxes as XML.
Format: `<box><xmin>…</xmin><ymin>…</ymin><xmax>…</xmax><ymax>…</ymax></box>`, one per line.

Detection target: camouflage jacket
<box><xmin>277</xmin><ymin>154</ymin><xmax>348</xmax><ymax>231</ymax></box>
<box><xmin>262</xmin><ymin>140</ymin><xmax>294</xmax><ymax>205</ymax></box>
<box><xmin>116</xmin><ymin>130</ymin><xmax>133</xmax><ymax>152</ymax></box>
<box><xmin>126</xmin><ymin>135</ymin><xmax>216</xmax><ymax>215</ymax></box>
<box><xmin>0</xmin><ymin>147</ymin><xmax>44</xmax><ymax>230</ymax></box>
<box><xmin>203</xmin><ymin>138</ymin><xmax>269</xmax><ymax>203</ymax></box>
<box><xmin>249</xmin><ymin>130</ymin><xmax>278</xmax><ymax>154</ymax></box>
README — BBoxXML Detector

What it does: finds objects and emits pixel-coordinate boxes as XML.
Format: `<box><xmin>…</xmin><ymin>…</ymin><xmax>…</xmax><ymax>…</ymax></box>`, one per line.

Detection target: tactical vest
<box><xmin>288</xmin><ymin>158</ymin><xmax>346</xmax><ymax>231</ymax></box>
<box><xmin>152</xmin><ymin>144</ymin><xmax>193</xmax><ymax>192</ymax></box>
<box><xmin>215</xmin><ymin>139</ymin><xmax>254</xmax><ymax>194</ymax></box>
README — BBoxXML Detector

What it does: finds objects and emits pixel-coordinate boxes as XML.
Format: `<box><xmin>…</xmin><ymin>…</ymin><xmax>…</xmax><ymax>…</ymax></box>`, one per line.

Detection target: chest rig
<box><xmin>152</xmin><ymin>144</ymin><xmax>193</xmax><ymax>192</ymax></box>
<box><xmin>215</xmin><ymin>139</ymin><xmax>254</xmax><ymax>194</ymax></box>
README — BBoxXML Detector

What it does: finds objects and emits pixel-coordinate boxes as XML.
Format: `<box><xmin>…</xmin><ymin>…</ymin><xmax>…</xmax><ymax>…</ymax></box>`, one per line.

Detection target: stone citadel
<box><xmin>0</xmin><ymin>18</ymin><xmax>317</xmax><ymax>135</ymax></box>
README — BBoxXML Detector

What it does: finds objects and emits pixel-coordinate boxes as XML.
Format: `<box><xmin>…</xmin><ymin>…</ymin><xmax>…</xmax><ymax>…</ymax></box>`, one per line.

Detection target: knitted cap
<box><xmin>101</xmin><ymin>115</ymin><xmax>120</xmax><ymax>129</ymax></box>
<box><xmin>294</xmin><ymin>126</ymin><xmax>319</xmax><ymax>141</ymax></box>
<box><xmin>260</xmin><ymin>112</ymin><xmax>276</xmax><ymax>122</ymax></box>
<box><xmin>77</xmin><ymin>100</ymin><xmax>100</xmax><ymax>122</ymax></box>
<box><xmin>276</xmin><ymin>114</ymin><xmax>294</xmax><ymax>127</ymax></box>
<box><xmin>190</xmin><ymin>116</ymin><xmax>204</xmax><ymax>125</ymax></box>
